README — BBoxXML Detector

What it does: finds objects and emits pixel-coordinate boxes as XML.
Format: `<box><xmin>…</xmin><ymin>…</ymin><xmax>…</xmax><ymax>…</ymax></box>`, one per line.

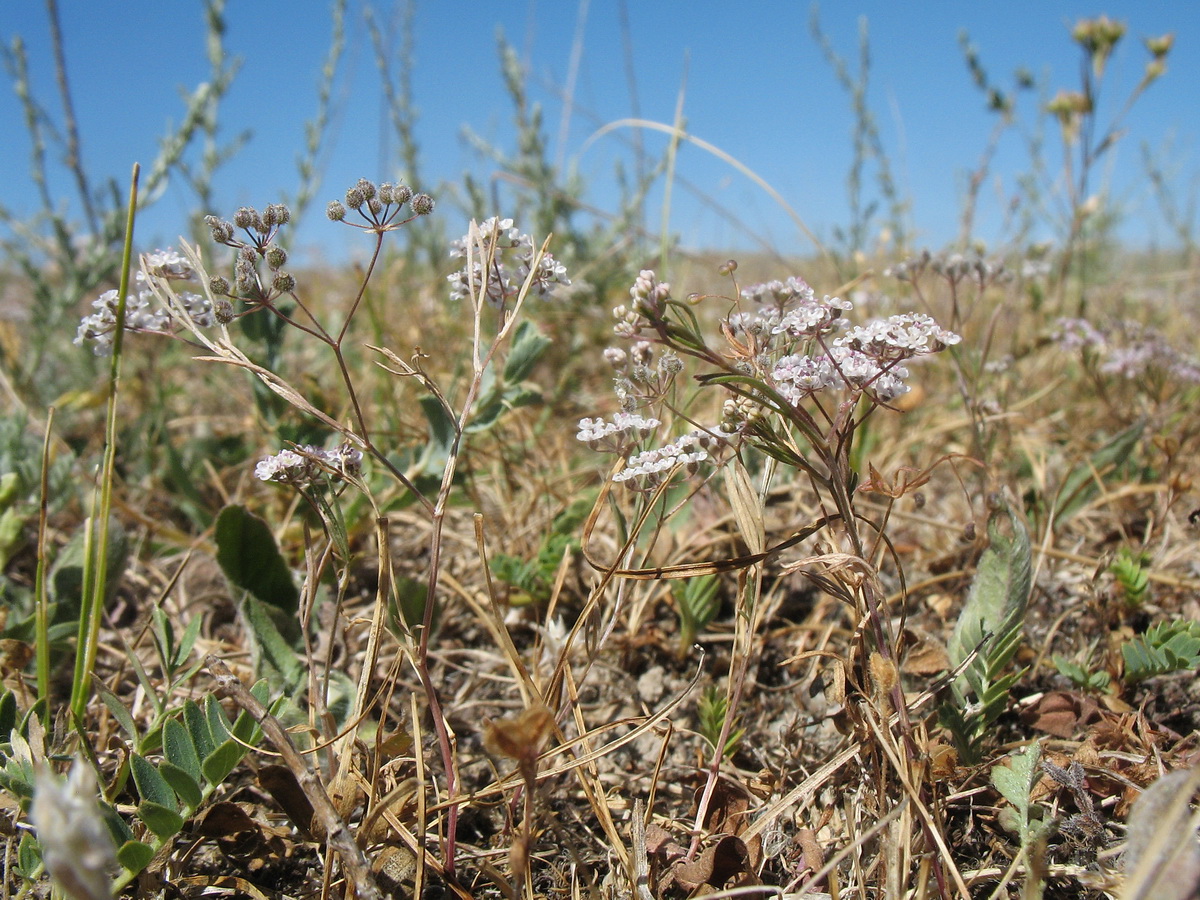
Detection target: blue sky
<box><xmin>3</xmin><ymin>1</ymin><xmax>1197</xmax><ymax>264</ymax></box>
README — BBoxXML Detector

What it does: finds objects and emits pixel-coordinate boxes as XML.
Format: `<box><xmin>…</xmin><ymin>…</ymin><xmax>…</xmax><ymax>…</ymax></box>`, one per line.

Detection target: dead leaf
<box><xmin>1021</xmin><ymin>691</ymin><xmax>1100</xmax><ymax>739</ymax></box>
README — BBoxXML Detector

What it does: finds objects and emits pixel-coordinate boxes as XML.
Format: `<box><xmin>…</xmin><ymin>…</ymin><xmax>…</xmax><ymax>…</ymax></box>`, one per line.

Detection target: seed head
<box><xmin>263</xmin><ymin>203</ymin><xmax>291</xmax><ymax>226</ymax></box>
<box><xmin>265</xmin><ymin>246</ymin><xmax>287</xmax><ymax>269</ymax></box>
<box><xmin>209</xmin><ymin>275</ymin><xmax>231</xmax><ymax>296</ymax></box>
<box><xmin>327</xmin><ymin>200</ymin><xmax>346</xmax><ymax>221</ymax></box>
<box><xmin>205</xmin><ymin>215</ymin><xmax>235</xmax><ymax>243</ymax></box>
<box><xmin>355</xmin><ymin>177</ymin><xmax>377</xmax><ymax>200</ymax></box>
<box><xmin>344</xmin><ymin>187</ymin><xmax>366</xmax><ymax>210</ymax></box>
<box><xmin>411</xmin><ymin>193</ymin><xmax>435</xmax><ymax>215</ymax></box>
<box><xmin>273</xmin><ymin>272</ymin><xmax>297</xmax><ymax>293</ymax></box>
<box><xmin>214</xmin><ymin>298</ymin><xmax>235</xmax><ymax>324</ymax></box>
<box><xmin>392</xmin><ymin>183</ymin><xmax>413</xmax><ymax>205</ymax></box>
<box><xmin>234</xmin><ymin>206</ymin><xmax>261</xmax><ymax>231</ymax></box>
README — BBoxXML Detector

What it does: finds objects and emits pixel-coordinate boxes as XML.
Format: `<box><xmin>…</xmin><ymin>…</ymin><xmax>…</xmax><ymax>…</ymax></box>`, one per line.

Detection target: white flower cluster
<box><xmin>447</xmin><ymin>217</ymin><xmax>570</xmax><ymax>306</ymax></box>
<box><xmin>73</xmin><ymin>249</ymin><xmax>214</xmax><ymax>356</ymax></box>
<box><xmin>839</xmin><ymin>312</ymin><xmax>961</xmax><ymax>361</ymax></box>
<box><xmin>1055</xmin><ymin>317</ymin><xmax>1200</xmax><ymax>384</ymax></box>
<box><xmin>770</xmin><ymin>313</ymin><xmax>960</xmax><ymax>404</ymax></box>
<box><xmin>255</xmin><ymin>443</ymin><xmax>364</xmax><ymax>486</ymax></box>
<box><xmin>576</xmin><ymin>412</ymin><xmax>661</xmax><ymax>452</ymax></box>
<box><xmin>771</xmin><ymin>294</ymin><xmax>853</xmax><ymax>339</ymax></box>
<box><xmin>611</xmin><ymin>431</ymin><xmax>719</xmax><ymax>490</ymax></box>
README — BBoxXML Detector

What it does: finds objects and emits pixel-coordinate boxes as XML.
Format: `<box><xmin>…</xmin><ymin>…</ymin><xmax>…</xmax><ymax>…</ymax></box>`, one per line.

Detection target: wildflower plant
<box><xmin>120</xmin><ymin>181</ymin><xmax>568</xmax><ymax>883</ymax></box>
<box><xmin>578</xmin><ymin>263</ymin><xmax>962</xmax><ymax>863</ymax></box>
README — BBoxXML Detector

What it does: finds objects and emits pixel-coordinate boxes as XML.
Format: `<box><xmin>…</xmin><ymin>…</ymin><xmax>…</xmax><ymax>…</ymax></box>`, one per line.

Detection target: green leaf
<box><xmin>242</xmin><ymin>596</ymin><xmax>303</xmax><ymax>685</ymax></box>
<box><xmin>173</xmin><ymin>614</ymin><xmax>204</xmax><ymax>668</ymax></box>
<box><xmin>991</xmin><ymin>742</ymin><xmax>1050</xmax><ymax>846</ymax></box>
<box><xmin>1122</xmin><ymin>620</ymin><xmax>1200</xmax><ymax>683</ymax></box>
<box><xmin>158</xmin><ymin>762</ymin><xmax>202</xmax><ymax>811</ymax></box>
<box><xmin>201</xmin><ymin>740</ymin><xmax>245</xmax><ymax>786</ymax></box>
<box><xmin>416</xmin><ymin>395</ymin><xmax>457</xmax><ymax>477</ymax></box>
<box><xmin>163</xmin><ymin>718</ymin><xmax>201</xmax><ymax>782</ymax></box>
<box><xmin>503</xmin><ymin>320</ymin><xmax>551</xmax><ymax>382</ymax></box>
<box><xmin>942</xmin><ymin>497</ymin><xmax>1032</xmax><ymax>763</ymax></box>
<box><xmin>48</xmin><ymin>516</ymin><xmax>129</xmax><ymax>615</ymax></box>
<box><xmin>125</xmin><ymin>644</ymin><xmax>164</xmax><ymax>720</ymax></box>
<box><xmin>98</xmin><ymin>685</ymin><xmax>140</xmax><ymax>743</ymax></box>
<box><xmin>214</xmin><ymin>505</ymin><xmax>299</xmax><ymax>613</ymax></box>
<box><xmin>116</xmin><ymin>839</ymin><xmax>156</xmax><ymax>874</ymax></box>
<box><xmin>205</xmin><ymin>694</ymin><xmax>233</xmax><ymax>744</ymax></box>
<box><xmin>183</xmin><ymin>700</ymin><xmax>216</xmax><ymax>763</ymax></box>
<box><xmin>1053</xmin><ymin>420</ymin><xmax>1143</xmax><ymax>527</ymax></box>
<box><xmin>948</xmin><ymin>498</ymin><xmax>1031</xmax><ymax>674</ymax></box>
<box><xmin>136</xmin><ymin>800</ymin><xmax>184</xmax><ymax>839</ymax></box>
<box><xmin>0</xmin><ymin>690</ymin><xmax>15</xmax><ymax>740</ymax></box>
<box><xmin>130</xmin><ymin>754</ymin><xmax>176</xmax><ymax>809</ymax></box>
<box><xmin>15</xmin><ymin>832</ymin><xmax>40</xmax><ymax>877</ymax></box>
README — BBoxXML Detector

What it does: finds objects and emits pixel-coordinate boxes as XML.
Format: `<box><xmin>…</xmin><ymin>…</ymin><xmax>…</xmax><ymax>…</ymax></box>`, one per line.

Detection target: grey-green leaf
<box><xmin>136</xmin><ymin>800</ymin><xmax>184</xmax><ymax>839</ymax></box>
<box><xmin>158</xmin><ymin>762</ymin><xmax>203</xmax><ymax>811</ymax></box>
<box><xmin>163</xmin><ymin>718</ymin><xmax>201</xmax><ymax>782</ymax></box>
<box><xmin>202</xmin><ymin>740</ymin><xmax>245</xmax><ymax>786</ymax></box>
<box><xmin>183</xmin><ymin>700</ymin><xmax>216</xmax><ymax>761</ymax></box>
<box><xmin>130</xmin><ymin>754</ymin><xmax>175</xmax><ymax>810</ymax></box>
<box><xmin>116</xmin><ymin>839</ymin><xmax>156</xmax><ymax>874</ymax></box>
<box><xmin>948</xmin><ymin>497</ymin><xmax>1031</xmax><ymax>673</ymax></box>
<box><xmin>214</xmin><ymin>504</ymin><xmax>300</xmax><ymax>613</ymax></box>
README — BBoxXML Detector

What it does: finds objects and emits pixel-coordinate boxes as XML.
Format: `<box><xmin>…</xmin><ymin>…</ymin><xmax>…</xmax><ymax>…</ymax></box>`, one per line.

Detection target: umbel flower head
<box><xmin>447</xmin><ymin>217</ymin><xmax>571</xmax><ymax>307</ymax></box>
<box><xmin>325</xmin><ymin>177</ymin><xmax>434</xmax><ymax>234</ymax></box>
<box><xmin>74</xmin><ymin>249</ymin><xmax>214</xmax><ymax>355</ymax></box>
<box><xmin>203</xmin><ymin>204</ymin><xmax>298</xmax><ymax>304</ymax></box>
<box><xmin>255</xmin><ymin>443</ymin><xmax>364</xmax><ymax>487</ymax></box>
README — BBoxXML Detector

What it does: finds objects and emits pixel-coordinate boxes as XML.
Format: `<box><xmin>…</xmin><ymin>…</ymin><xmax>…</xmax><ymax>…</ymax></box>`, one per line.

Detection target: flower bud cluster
<box><xmin>327</xmin><ymin>177</ymin><xmax>433</xmax><ymax>234</ymax></box>
<box><xmin>447</xmin><ymin>217</ymin><xmax>570</xmax><ymax>306</ymax></box>
<box><xmin>719</xmin><ymin>396</ymin><xmax>764</xmax><ymax>435</ymax></box>
<box><xmin>74</xmin><ymin>249</ymin><xmax>214</xmax><ymax>355</ymax></box>
<box><xmin>254</xmin><ymin>443</ymin><xmax>364</xmax><ymax>486</ymax></box>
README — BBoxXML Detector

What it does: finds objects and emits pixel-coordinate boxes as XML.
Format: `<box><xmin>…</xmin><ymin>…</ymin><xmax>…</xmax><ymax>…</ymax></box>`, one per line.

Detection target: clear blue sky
<box><xmin>3</xmin><ymin>1</ymin><xmax>1197</xmax><ymax>264</ymax></box>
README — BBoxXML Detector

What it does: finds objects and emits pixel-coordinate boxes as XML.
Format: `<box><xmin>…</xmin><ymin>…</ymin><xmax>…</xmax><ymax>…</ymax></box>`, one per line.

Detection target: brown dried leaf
<box><xmin>670</xmin><ymin>835</ymin><xmax>757</xmax><ymax>891</ymax></box>
<box><xmin>259</xmin><ymin>764</ymin><xmax>316</xmax><ymax>839</ymax></box>
<box><xmin>1021</xmin><ymin>691</ymin><xmax>1100</xmax><ymax>739</ymax></box>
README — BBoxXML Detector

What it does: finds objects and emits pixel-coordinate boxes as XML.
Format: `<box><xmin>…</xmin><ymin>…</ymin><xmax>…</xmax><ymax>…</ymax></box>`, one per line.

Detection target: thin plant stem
<box><xmin>69</xmin><ymin>163</ymin><xmax>139</xmax><ymax>723</ymax></box>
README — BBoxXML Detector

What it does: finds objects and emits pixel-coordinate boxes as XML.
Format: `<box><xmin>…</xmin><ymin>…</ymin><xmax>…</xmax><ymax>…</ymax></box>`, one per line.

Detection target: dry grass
<box><xmin>3</xmin><ymin>236</ymin><xmax>1200</xmax><ymax>900</ymax></box>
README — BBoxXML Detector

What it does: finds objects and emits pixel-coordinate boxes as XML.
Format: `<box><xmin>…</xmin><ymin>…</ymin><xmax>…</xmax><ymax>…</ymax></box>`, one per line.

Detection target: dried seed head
<box><xmin>411</xmin><ymin>193</ymin><xmax>435</xmax><ymax>215</ymax></box>
<box><xmin>234</xmin><ymin>206</ymin><xmax>261</xmax><ymax>231</ymax></box>
<box><xmin>263</xmin><ymin>203</ymin><xmax>291</xmax><ymax>226</ymax></box>
<box><xmin>205</xmin><ymin>215</ymin><xmax>234</xmax><ymax>243</ymax></box>
<box><xmin>327</xmin><ymin>200</ymin><xmax>346</xmax><ymax>221</ymax></box>
<box><xmin>273</xmin><ymin>272</ymin><xmax>296</xmax><ymax>293</ymax></box>
<box><xmin>265</xmin><ymin>246</ymin><xmax>287</xmax><ymax>269</ymax></box>
<box><xmin>344</xmin><ymin>187</ymin><xmax>366</xmax><ymax>210</ymax></box>
<box><xmin>209</xmin><ymin>275</ymin><xmax>231</xmax><ymax>296</ymax></box>
<box><xmin>355</xmin><ymin>177</ymin><xmax>377</xmax><ymax>200</ymax></box>
<box><xmin>214</xmin><ymin>298</ymin><xmax>235</xmax><ymax>324</ymax></box>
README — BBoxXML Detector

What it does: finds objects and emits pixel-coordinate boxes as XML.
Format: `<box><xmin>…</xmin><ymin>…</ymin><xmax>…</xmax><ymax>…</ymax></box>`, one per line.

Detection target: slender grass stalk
<box><xmin>34</xmin><ymin>406</ymin><xmax>55</xmax><ymax>713</ymax></box>
<box><xmin>69</xmin><ymin>163</ymin><xmax>139</xmax><ymax>724</ymax></box>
